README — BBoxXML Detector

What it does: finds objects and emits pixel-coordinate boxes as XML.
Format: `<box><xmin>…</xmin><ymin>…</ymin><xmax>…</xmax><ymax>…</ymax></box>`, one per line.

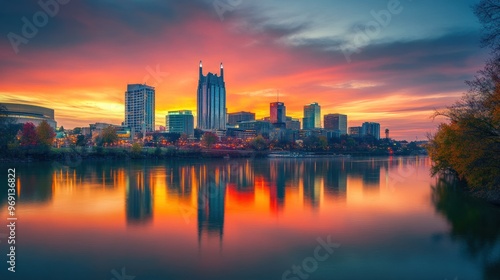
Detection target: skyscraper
<box><xmin>197</xmin><ymin>61</ymin><xmax>226</xmax><ymax>130</ymax></box>
<box><xmin>270</xmin><ymin>102</ymin><xmax>286</xmax><ymax>124</ymax></box>
<box><xmin>166</xmin><ymin>110</ymin><xmax>194</xmax><ymax>137</ymax></box>
<box><xmin>303</xmin><ymin>102</ymin><xmax>321</xmax><ymax>130</ymax></box>
<box><xmin>125</xmin><ymin>84</ymin><xmax>155</xmax><ymax>135</ymax></box>
<box><xmin>361</xmin><ymin>122</ymin><xmax>381</xmax><ymax>139</ymax></box>
<box><xmin>324</xmin><ymin>114</ymin><xmax>347</xmax><ymax>135</ymax></box>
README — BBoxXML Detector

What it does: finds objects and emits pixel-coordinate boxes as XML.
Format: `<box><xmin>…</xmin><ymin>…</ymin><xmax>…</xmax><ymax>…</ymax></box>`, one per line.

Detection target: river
<box><xmin>0</xmin><ymin>156</ymin><xmax>499</xmax><ymax>280</ymax></box>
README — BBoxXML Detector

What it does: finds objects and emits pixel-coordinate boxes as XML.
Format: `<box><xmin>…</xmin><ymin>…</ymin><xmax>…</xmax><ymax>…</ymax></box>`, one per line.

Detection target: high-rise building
<box><xmin>270</xmin><ymin>102</ymin><xmax>286</xmax><ymax>125</ymax></box>
<box><xmin>197</xmin><ymin>61</ymin><xmax>226</xmax><ymax>130</ymax></box>
<box><xmin>361</xmin><ymin>122</ymin><xmax>381</xmax><ymax>139</ymax></box>
<box><xmin>125</xmin><ymin>84</ymin><xmax>155</xmax><ymax>135</ymax></box>
<box><xmin>303</xmin><ymin>102</ymin><xmax>321</xmax><ymax>130</ymax></box>
<box><xmin>227</xmin><ymin>111</ymin><xmax>255</xmax><ymax>126</ymax></box>
<box><xmin>166</xmin><ymin>110</ymin><xmax>194</xmax><ymax>137</ymax></box>
<box><xmin>324</xmin><ymin>114</ymin><xmax>347</xmax><ymax>135</ymax></box>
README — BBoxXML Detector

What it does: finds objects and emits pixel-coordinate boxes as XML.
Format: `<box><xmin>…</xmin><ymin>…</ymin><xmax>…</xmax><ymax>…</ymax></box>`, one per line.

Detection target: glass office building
<box><xmin>197</xmin><ymin>61</ymin><xmax>226</xmax><ymax>130</ymax></box>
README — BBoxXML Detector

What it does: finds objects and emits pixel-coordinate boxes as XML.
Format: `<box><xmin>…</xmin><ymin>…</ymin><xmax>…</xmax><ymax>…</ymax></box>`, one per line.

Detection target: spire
<box><xmin>220</xmin><ymin>62</ymin><xmax>224</xmax><ymax>79</ymax></box>
<box><xmin>199</xmin><ymin>60</ymin><xmax>203</xmax><ymax>78</ymax></box>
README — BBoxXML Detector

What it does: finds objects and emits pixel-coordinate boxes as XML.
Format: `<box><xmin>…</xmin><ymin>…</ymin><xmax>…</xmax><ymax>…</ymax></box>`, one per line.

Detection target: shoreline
<box><xmin>0</xmin><ymin>147</ymin><xmax>425</xmax><ymax>163</ymax></box>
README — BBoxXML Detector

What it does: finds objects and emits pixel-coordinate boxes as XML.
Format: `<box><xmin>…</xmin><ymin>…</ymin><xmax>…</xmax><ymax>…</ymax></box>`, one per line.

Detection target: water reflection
<box><xmin>432</xmin><ymin>176</ymin><xmax>500</xmax><ymax>280</ymax></box>
<box><xmin>126</xmin><ymin>167</ymin><xmax>154</xmax><ymax>225</ymax></box>
<box><xmin>324</xmin><ymin>162</ymin><xmax>347</xmax><ymax>201</ymax></box>
<box><xmin>3</xmin><ymin>157</ymin><xmax>500</xmax><ymax>279</ymax></box>
<box><xmin>20</xmin><ymin>167</ymin><xmax>53</xmax><ymax>203</ymax></box>
<box><xmin>197</xmin><ymin>163</ymin><xmax>227</xmax><ymax>242</ymax></box>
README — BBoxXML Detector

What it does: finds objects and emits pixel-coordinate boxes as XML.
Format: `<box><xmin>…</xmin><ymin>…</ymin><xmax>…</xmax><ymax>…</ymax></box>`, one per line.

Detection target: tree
<box><xmin>58</xmin><ymin>126</ymin><xmax>65</xmax><ymax>132</ymax></box>
<box><xmin>303</xmin><ymin>135</ymin><xmax>328</xmax><ymax>151</ymax></box>
<box><xmin>194</xmin><ymin>129</ymin><xmax>203</xmax><ymax>141</ymax></box>
<box><xmin>179</xmin><ymin>133</ymin><xmax>188</xmax><ymax>143</ymax></box>
<box><xmin>250</xmin><ymin>135</ymin><xmax>268</xmax><ymax>150</ymax></box>
<box><xmin>428</xmin><ymin>3</ymin><xmax>500</xmax><ymax>190</ymax></box>
<box><xmin>131</xmin><ymin>142</ymin><xmax>143</xmax><ymax>158</ymax></box>
<box><xmin>474</xmin><ymin>0</ymin><xmax>500</xmax><ymax>54</ymax></box>
<box><xmin>99</xmin><ymin>126</ymin><xmax>118</xmax><ymax>146</ymax></box>
<box><xmin>76</xmin><ymin>135</ymin><xmax>86</xmax><ymax>146</ymax></box>
<box><xmin>201</xmin><ymin>132</ymin><xmax>218</xmax><ymax>148</ymax></box>
<box><xmin>0</xmin><ymin>105</ymin><xmax>20</xmax><ymax>150</ymax></box>
<box><xmin>318</xmin><ymin>136</ymin><xmax>328</xmax><ymax>150</ymax></box>
<box><xmin>20</xmin><ymin>122</ymin><xmax>38</xmax><ymax>146</ymax></box>
<box><xmin>37</xmin><ymin>120</ymin><xmax>56</xmax><ymax>147</ymax></box>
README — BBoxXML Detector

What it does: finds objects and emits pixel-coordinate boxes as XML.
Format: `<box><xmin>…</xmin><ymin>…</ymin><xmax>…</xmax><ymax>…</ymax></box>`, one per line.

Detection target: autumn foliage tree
<box><xmin>20</xmin><ymin>122</ymin><xmax>39</xmax><ymax>146</ymax></box>
<box><xmin>428</xmin><ymin>59</ymin><xmax>500</xmax><ymax>189</ymax></box>
<box><xmin>250</xmin><ymin>135</ymin><xmax>268</xmax><ymax>151</ymax></box>
<box><xmin>201</xmin><ymin>132</ymin><xmax>218</xmax><ymax>148</ymax></box>
<box><xmin>36</xmin><ymin>120</ymin><xmax>55</xmax><ymax>147</ymax></box>
<box><xmin>98</xmin><ymin>125</ymin><xmax>118</xmax><ymax>146</ymax></box>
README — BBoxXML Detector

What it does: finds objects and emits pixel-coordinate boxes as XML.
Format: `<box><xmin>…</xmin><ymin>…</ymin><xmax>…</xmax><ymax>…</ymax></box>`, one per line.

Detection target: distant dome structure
<box><xmin>0</xmin><ymin>102</ymin><xmax>56</xmax><ymax>129</ymax></box>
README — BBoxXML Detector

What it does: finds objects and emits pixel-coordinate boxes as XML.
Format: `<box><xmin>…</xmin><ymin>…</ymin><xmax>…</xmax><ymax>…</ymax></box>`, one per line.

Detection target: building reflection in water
<box><xmin>302</xmin><ymin>160</ymin><xmax>322</xmax><ymax>209</ymax></box>
<box><xmin>227</xmin><ymin>160</ymin><xmax>255</xmax><ymax>207</ymax></box>
<box><xmin>362</xmin><ymin>159</ymin><xmax>381</xmax><ymax>193</ymax></box>
<box><xmin>166</xmin><ymin>165</ymin><xmax>193</xmax><ymax>203</ymax></box>
<box><xmin>324</xmin><ymin>160</ymin><xmax>347</xmax><ymax>201</ymax></box>
<box><xmin>197</xmin><ymin>164</ymin><xmax>227</xmax><ymax>248</ymax></box>
<box><xmin>126</xmin><ymin>167</ymin><xmax>153</xmax><ymax>225</ymax></box>
<box><xmin>269</xmin><ymin>160</ymin><xmax>286</xmax><ymax>213</ymax></box>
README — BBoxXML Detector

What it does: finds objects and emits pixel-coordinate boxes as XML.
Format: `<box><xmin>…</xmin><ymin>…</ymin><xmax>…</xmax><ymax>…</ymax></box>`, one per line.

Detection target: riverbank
<box><xmin>0</xmin><ymin>146</ymin><xmax>426</xmax><ymax>163</ymax></box>
<box><xmin>0</xmin><ymin>147</ymin><xmax>267</xmax><ymax>163</ymax></box>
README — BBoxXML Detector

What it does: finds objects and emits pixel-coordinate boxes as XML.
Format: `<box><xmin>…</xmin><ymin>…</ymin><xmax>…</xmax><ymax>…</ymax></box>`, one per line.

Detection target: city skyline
<box><xmin>0</xmin><ymin>0</ymin><xmax>487</xmax><ymax>140</ymax></box>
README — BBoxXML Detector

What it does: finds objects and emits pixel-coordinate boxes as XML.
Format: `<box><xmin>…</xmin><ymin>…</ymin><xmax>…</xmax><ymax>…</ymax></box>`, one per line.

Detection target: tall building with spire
<box><xmin>197</xmin><ymin>61</ymin><xmax>226</xmax><ymax>130</ymax></box>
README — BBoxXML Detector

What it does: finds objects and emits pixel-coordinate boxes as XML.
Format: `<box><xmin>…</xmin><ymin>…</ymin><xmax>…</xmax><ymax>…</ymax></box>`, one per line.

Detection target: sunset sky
<box><xmin>0</xmin><ymin>0</ymin><xmax>488</xmax><ymax>140</ymax></box>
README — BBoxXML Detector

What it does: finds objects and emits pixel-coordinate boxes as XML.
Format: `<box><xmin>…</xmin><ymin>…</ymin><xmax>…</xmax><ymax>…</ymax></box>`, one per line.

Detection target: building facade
<box><xmin>238</xmin><ymin>120</ymin><xmax>272</xmax><ymax>136</ymax></box>
<box><xmin>89</xmin><ymin>123</ymin><xmax>133</xmax><ymax>141</ymax></box>
<box><xmin>166</xmin><ymin>110</ymin><xmax>194</xmax><ymax>137</ymax></box>
<box><xmin>303</xmin><ymin>102</ymin><xmax>321</xmax><ymax>130</ymax></box>
<box><xmin>227</xmin><ymin>111</ymin><xmax>255</xmax><ymax>126</ymax></box>
<box><xmin>197</xmin><ymin>61</ymin><xmax>226</xmax><ymax>130</ymax></box>
<box><xmin>0</xmin><ymin>103</ymin><xmax>57</xmax><ymax>129</ymax></box>
<box><xmin>349</xmin><ymin>126</ymin><xmax>362</xmax><ymax>138</ymax></box>
<box><xmin>324</xmin><ymin>114</ymin><xmax>347</xmax><ymax>135</ymax></box>
<box><xmin>125</xmin><ymin>84</ymin><xmax>155</xmax><ymax>135</ymax></box>
<box><xmin>285</xmin><ymin>116</ymin><xmax>301</xmax><ymax>130</ymax></box>
<box><xmin>361</xmin><ymin>122</ymin><xmax>381</xmax><ymax>139</ymax></box>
